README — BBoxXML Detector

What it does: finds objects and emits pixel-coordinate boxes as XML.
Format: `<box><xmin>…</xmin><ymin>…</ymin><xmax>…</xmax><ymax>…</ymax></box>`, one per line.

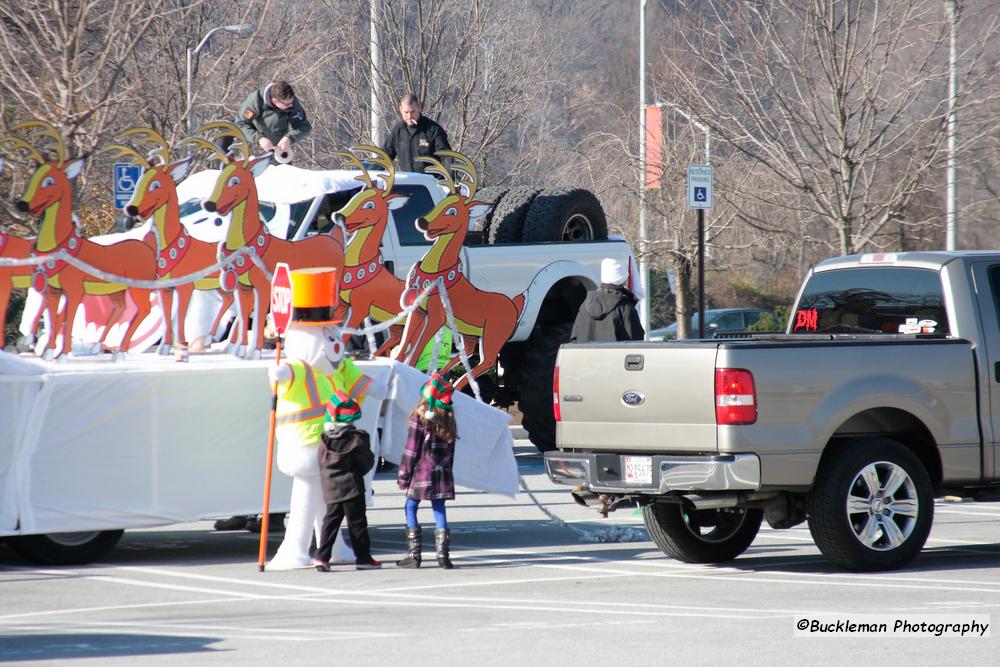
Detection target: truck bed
<box><xmin>556</xmin><ymin>336</ymin><xmax>981</xmax><ymax>487</ymax></box>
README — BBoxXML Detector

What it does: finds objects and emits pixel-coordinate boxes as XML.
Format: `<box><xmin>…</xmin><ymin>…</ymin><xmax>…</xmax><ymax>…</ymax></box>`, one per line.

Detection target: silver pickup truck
<box><xmin>546</xmin><ymin>251</ymin><xmax>1000</xmax><ymax>571</ymax></box>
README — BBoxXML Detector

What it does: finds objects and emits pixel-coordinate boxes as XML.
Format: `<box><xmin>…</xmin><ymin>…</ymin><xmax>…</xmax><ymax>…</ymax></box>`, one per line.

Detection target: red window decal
<box><xmin>794</xmin><ymin>308</ymin><xmax>818</xmax><ymax>331</ymax></box>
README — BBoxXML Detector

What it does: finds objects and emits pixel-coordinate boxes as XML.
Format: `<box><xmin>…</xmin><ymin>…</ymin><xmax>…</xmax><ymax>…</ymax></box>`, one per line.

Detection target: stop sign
<box><xmin>270</xmin><ymin>262</ymin><xmax>293</xmax><ymax>336</ymax></box>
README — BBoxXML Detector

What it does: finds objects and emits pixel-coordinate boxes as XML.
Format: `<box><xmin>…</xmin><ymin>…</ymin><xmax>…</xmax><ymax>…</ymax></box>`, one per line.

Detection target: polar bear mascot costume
<box><xmin>267</xmin><ymin>267</ymin><xmax>373</xmax><ymax>570</ymax></box>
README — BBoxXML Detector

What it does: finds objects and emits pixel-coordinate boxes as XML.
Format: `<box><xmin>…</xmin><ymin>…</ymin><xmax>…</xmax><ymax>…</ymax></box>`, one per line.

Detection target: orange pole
<box><xmin>257</xmin><ymin>338</ymin><xmax>281</xmax><ymax>572</ymax></box>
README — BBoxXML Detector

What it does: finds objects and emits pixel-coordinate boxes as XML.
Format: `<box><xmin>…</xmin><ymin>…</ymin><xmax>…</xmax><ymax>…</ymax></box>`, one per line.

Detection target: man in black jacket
<box><xmin>570</xmin><ymin>258</ymin><xmax>645</xmax><ymax>343</ymax></box>
<box><xmin>382</xmin><ymin>93</ymin><xmax>451</xmax><ymax>173</ymax></box>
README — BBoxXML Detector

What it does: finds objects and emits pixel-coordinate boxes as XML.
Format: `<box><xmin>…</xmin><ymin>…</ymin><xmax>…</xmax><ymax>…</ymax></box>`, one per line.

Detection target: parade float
<box><xmin>0</xmin><ymin>119</ymin><xmax>636</xmax><ymax>564</ymax></box>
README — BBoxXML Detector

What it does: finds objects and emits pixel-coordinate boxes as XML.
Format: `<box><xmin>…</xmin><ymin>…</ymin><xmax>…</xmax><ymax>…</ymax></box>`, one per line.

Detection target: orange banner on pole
<box><xmin>645</xmin><ymin>105</ymin><xmax>663</xmax><ymax>190</ymax></box>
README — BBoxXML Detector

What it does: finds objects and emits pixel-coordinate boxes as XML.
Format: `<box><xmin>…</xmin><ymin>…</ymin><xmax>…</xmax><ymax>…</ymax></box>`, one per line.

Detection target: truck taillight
<box><xmin>553</xmin><ymin>366</ymin><xmax>561</xmax><ymax>422</ymax></box>
<box><xmin>715</xmin><ymin>368</ymin><xmax>757</xmax><ymax>425</ymax></box>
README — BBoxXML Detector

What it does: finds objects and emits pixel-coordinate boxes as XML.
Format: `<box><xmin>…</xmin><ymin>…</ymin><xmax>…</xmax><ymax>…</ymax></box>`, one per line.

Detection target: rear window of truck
<box><xmin>791</xmin><ymin>267</ymin><xmax>949</xmax><ymax>335</ymax></box>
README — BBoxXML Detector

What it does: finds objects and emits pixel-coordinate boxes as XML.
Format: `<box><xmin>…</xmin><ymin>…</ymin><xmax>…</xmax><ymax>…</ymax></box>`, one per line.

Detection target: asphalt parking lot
<box><xmin>2</xmin><ymin>441</ymin><xmax>999</xmax><ymax>665</ymax></box>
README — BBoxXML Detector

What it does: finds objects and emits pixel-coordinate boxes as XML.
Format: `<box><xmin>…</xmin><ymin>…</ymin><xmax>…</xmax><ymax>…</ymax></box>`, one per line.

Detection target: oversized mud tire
<box><xmin>8</xmin><ymin>529</ymin><xmax>124</xmax><ymax>565</ymax></box>
<box><xmin>488</xmin><ymin>186</ymin><xmax>540</xmax><ymax>244</ymax></box>
<box><xmin>470</xmin><ymin>186</ymin><xmax>508</xmax><ymax>236</ymax></box>
<box><xmin>515</xmin><ymin>321</ymin><xmax>571</xmax><ymax>452</ymax></box>
<box><xmin>523</xmin><ymin>188</ymin><xmax>608</xmax><ymax>242</ymax></box>
<box><xmin>806</xmin><ymin>437</ymin><xmax>933</xmax><ymax>571</ymax></box>
<box><xmin>642</xmin><ymin>503</ymin><xmax>762</xmax><ymax>563</ymax></box>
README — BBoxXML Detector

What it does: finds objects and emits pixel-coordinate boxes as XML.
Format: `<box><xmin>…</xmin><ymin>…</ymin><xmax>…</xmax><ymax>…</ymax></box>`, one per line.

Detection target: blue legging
<box><xmin>405</xmin><ymin>497</ymin><xmax>447</xmax><ymax>529</ymax></box>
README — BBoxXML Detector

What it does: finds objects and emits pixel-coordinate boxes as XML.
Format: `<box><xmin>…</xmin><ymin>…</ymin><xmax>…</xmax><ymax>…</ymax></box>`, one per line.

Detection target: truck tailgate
<box><xmin>556</xmin><ymin>342</ymin><xmax>719</xmax><ymax>453</ymax></box>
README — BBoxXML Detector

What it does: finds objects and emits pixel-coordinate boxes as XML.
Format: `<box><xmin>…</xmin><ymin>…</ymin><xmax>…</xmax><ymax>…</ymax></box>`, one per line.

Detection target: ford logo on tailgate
<box><xmin>622</xmin><ymin>391</ymin><xmax>645</xmax><ymax>407</ymax></box>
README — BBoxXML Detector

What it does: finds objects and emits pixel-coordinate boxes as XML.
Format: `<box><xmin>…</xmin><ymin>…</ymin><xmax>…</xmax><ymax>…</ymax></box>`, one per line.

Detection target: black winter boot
<box><xmin>397</xmin><ymin>527</ymin><xmax>422</xmax><ymax>568</ymax></box>
<box><xmin>435</xmin><ymin>528</ymin><xmax>455</xmax><ymax>569</ymax></box>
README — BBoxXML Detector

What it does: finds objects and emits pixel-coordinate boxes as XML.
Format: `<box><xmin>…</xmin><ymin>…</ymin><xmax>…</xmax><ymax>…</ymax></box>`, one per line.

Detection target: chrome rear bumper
<box><xmin>543</xmin><ymin>451</ymin><xmax>761</xmax><ymax>494</ymax></box>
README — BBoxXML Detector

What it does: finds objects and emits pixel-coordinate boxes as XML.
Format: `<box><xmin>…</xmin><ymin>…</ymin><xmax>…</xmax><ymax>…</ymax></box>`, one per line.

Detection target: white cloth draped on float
<box><xmin>380</xmin><ymin>362</ymin><xmax>517</xmax><ymax>494</ymax></box>
<box><xmin>0</xmin><ymin>353</ymin><xmax>517</xmax><ymax>540</ymax></box>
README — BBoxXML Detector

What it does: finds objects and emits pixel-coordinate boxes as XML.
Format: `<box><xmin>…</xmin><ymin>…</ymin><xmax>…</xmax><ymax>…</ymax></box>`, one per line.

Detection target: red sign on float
<box><xmin>270</xmin><ymin>262</ymin><xmax>293</xmax><ymax>336</ymax></box>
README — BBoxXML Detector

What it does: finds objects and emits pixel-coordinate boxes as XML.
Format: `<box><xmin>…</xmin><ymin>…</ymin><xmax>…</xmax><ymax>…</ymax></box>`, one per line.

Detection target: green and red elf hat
<box><xmin>421</xmin><ymin>372</ymin><xmax>454</xmax><ymax>417</ymax></box>
<box><xmin>325</xmin><ymin>388</ymin><xmax>362</xmax><ymax>424</ymax></box>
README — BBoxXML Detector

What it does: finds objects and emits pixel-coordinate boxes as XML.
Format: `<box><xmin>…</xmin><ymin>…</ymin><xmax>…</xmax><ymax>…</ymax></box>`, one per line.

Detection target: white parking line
<box><xmin>935</xmin><ymin>508</ymin><xmax>1000</xmax><ymax>518</ymax></box>
<box><xmin>0</xmin><ymin>620</ymin><xmax>401</xmax><ymax>642</ymax></box>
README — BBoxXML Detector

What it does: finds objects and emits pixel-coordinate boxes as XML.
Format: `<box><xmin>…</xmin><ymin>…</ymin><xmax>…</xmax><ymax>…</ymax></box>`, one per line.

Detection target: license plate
<box><xmin>623</xmin><ymin>456</ymin><xmax>652</xmax><ymax>485</ymax></box>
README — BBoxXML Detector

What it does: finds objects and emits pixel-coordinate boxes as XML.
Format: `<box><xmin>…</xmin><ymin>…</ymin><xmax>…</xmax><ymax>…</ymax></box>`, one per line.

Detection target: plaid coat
<box><xmin>397</xmin><ymin>414</ymin><xmax>455</xmax><ymax>500</ymax></box>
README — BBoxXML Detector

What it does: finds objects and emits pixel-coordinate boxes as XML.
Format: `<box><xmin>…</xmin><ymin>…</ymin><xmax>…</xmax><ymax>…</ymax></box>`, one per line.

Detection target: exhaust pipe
<box><xmin>571</xmin><ymin>485</ymin><xmax>600</xmax><ymax>507</ymax></box>
<box><xmin>570</xmin><ymin>486</ymin><xmax>632</xmax><ymax>517</ymax></box>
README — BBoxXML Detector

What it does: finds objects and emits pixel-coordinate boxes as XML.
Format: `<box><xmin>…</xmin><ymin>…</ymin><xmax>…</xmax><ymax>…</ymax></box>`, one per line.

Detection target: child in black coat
<box><xmin>315</xmin><ymin>390</ymin><xmax>380</xmax><ymax>571</ymax></box>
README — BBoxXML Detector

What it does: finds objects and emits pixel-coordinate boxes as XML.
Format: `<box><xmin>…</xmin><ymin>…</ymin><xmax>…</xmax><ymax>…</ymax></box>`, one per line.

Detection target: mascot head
<box><xmin>283</xmin><ymin>267</ymin><xmax>346</xmax><ymax>374</ymax></box>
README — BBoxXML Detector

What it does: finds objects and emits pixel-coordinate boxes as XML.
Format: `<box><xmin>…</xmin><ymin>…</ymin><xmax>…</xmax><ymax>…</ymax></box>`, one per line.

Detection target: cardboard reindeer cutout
<box><xmin>0</xmin><ymin>158</ymin><xmax>39</xmax><ymax>342</ymax></box>
<box><xmin>184</xmin><ymin>121</ymin><xmax>346</xmax><ymax>359</ymax></box>
<box><xmin>3</xmin><ymin>120</ymin><xmax>157</xmax><ymax>360</ymax></box>
<box><xmin>333</xmin><ymin>146</ymin><xmax>409</xmax><ymax>355</ymax></box>
<box><xmin>393</xmin><ymin>151</ymin><xmax>526</xmax><ymax>389</ymax></box>
<box><xmin>104</xmin><ymin>128</ymin><xmax>225</xmax><ymax>353</ymax></box>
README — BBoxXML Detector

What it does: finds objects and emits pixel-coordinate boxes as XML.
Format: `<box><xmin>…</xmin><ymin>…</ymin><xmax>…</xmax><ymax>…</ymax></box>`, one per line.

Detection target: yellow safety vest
<box><xmin>331</xmin><ymin>357</ymin><xmax>373</xmax><ymax>406</ymax></box>
<box><xmin>275</xmin><ymin>358</ymin><xmax>372</xmax><ymax>446</ymax></box>
<box><xmin>275</xmin><ymin>360</ymin><xmax>332</xmax><ymax>446</ymax></box>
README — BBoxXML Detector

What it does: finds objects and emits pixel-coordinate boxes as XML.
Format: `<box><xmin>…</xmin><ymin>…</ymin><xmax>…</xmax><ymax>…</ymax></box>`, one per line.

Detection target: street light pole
<box><xmin>638</xmin><ymin>0</ymin><xmax>649</xmax><ymax>337</ymax></box>
<box><xmin>657</xmin><ymin>102</ymin><xmax>710</xmax><ymax>165</ymax></box>
<box><xmin>370</xmin><ymin>0</ymin><xmax>384</xmax><ymax>147</ymax></box>
<box><xmin>945</xmin><ymin>0</ymin><xmax>959</xmax><ymax>251</ymax></box>
<box><xmin>186</xmin><ymin>24</ymin><xmax>255</xmax><ymax>136</ymax></box>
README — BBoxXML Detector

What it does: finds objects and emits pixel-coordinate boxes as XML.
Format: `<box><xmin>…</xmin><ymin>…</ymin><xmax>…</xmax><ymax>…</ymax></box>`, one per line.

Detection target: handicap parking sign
<box><xmin>113</xmin><ymin>163</ymin><xmax>142</xmax><ymax>210</ymax></box>
<box><xmin>687</xmin><ymin>165</ymin><xmax>713</xmax><ymax>209</ymax></box>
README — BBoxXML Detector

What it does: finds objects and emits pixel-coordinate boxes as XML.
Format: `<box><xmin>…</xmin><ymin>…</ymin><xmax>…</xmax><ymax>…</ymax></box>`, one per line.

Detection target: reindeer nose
<box><xmin>203</xmin><ymin>200</ymin><xmax>217</xmax><ymax>212</ymax></box>
<box><xmin>15</xmin><ymin>200</ymin><xmax>28</xmax><ymax>213</ymax></box>
<box><xmin>125</xmin><ymin>204</ymin><xmax>139</xmax><ymax>217</ymax></box>
<box><xmin>415</xmin><ymin>216</ymin><xmax>428</xmax><ymax>232</ymax></box>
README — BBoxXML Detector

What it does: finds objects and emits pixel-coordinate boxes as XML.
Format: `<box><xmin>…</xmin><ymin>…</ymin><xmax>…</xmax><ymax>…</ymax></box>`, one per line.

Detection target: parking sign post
<box><xmin>687</xmin><ymin>165</ymin><xmax>713</xmax><ymax>339</ymax></box>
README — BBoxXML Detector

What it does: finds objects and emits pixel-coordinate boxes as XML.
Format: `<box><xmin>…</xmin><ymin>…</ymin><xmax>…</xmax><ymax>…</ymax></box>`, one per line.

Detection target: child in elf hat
<box><xmin>396</xmin><ymin>372</ymin><xmax>458</xmax><ymax>569</ymax></box>
<box><xmin>315</xmin><ymin>390</ymin><xmax>381</xmax><ymax>571</ymax></box>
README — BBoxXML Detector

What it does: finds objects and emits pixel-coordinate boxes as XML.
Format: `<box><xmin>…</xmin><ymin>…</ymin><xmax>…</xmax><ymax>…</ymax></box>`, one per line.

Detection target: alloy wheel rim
<box><xmin>845</xmin><ymin>461</ymin><xmax>918</xmax><ymax>551</ymax></box>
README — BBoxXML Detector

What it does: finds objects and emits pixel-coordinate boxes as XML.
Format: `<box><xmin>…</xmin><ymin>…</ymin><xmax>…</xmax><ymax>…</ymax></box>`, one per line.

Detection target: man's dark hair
<box><xmin>272</xmin><ymin>81</ymin><xmax>295</xmax><ymax>101</ymax></box>
<box><xmin>399</xmin><ymin>93</ymin><xmax>421</xmax><ymax>107</ymax></box>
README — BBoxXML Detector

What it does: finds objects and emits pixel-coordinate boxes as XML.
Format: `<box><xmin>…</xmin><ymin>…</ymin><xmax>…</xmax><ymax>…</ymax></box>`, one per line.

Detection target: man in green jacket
<box><xmin>233</xmin><ymin>80</ymin><xmax>311</xmax><ymax>158</ymax></box>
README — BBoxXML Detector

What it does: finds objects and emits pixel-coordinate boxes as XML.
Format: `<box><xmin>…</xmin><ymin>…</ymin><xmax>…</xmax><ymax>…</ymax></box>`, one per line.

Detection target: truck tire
<box><xmin>523</xmin><ymin>188</ymin><xmax>608</xmax><ymax>243</ymax></box>
<box><xmin>516</xmin><ymin>321</ymin><xmax>572</xmax><ymax>452</ymax></box>
<box><xmin>642</xmin><ymin>503</ymin><xmax>762</xmax><ymax>563</ymax></box>
<box><xmin>471</xmin><ymin>186</ymin><xmax>508</xmax><ymax>236</ymax></box>
<box><xmin>806</xmin><ymin>437</ymin><xmax>933</xmax><ymax>571</ymax></box>
<box><xmin>8</xmin><ymin>530</ymin><xmax>124</xmax><ymax>565</ymax></box>
<box><xmin>488</xmin><ymin>187</ymin><xmax>540</xmax><ymax>244</ymax></box>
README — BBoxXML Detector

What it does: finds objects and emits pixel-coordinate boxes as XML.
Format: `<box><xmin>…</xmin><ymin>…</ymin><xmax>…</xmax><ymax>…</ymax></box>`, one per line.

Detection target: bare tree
<box><xmin>315</xmin><ymin>0</ymin><xmax>556</xmax><ymax>182</ymax></box>
<box><xmin>0</xmin><ymin>0</ymin><xmax>194</xmax><ymax>155</ymax></box>
<box><xmin>661</xmin><ymin>0</ymin><xmax>1000</xmax><ymax>256</ymax></box>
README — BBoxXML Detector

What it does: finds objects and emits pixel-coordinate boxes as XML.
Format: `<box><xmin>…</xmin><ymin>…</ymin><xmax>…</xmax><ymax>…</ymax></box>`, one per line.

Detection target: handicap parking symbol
<box><xmin>113</xmin><ymin>163</ymin><xmax>142</xmax><ymax>210</ymax></box>
<box><xmin>693</xmin><ymin>186</ymin><xmax>707</xmax><ymax>202</ymax></box>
